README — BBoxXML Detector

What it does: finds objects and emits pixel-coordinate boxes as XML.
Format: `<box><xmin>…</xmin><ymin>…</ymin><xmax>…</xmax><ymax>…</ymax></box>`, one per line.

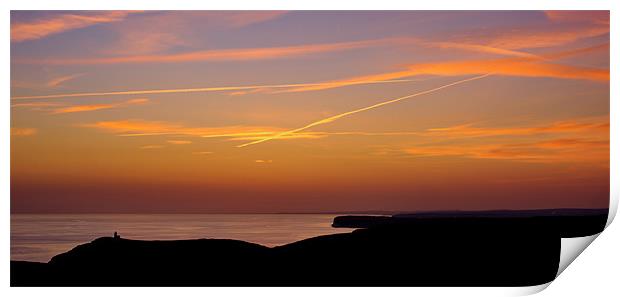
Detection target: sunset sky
<box><xmin>10</xmin><ymin>11</ymin><xmax>609</xmax><ymax>213</ymax></box>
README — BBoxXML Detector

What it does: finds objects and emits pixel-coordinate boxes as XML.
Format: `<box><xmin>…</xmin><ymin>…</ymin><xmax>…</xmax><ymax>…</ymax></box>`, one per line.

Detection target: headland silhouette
<box><xmin>11</xmin><ymin>208</ymin><xmax>607</xmax><ymax>286</ymax></box>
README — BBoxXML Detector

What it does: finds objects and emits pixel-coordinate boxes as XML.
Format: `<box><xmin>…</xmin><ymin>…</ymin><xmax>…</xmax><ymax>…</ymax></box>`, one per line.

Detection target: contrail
<box><xmin>10</xmin><ymin>79</ymin><xmax>414</xmax><ymax>100</ymax></box>
<box><xmin>237</xmin><ymin>74</ymin><xmax>492</xmax><ymax>147</ymax></box>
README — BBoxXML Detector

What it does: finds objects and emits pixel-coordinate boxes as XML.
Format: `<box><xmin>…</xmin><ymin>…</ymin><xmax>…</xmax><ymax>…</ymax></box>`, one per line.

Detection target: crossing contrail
<box><xmin>10</xmin><ymin>79</ymin><xmax>414</xmax><ymax>100</ymax></box>
<box><xmin>237</xmin><ymin>74</ymin><xmax>492</xmax><ymax>147</ymax></box>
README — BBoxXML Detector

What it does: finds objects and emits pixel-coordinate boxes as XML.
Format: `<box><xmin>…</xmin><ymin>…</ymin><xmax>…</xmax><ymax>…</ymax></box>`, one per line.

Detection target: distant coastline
<box><xmin>11</xmin><ymin>208</ymin><xmax>608</xmax><ymax>286</ymax></box>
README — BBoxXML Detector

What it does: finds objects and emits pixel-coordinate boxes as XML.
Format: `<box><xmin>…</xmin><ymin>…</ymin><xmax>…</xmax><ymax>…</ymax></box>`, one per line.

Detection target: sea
<box><xmin>11</xmin><ymin>214</ymin><xmax>349</xmax><ymax>263</ymax></box>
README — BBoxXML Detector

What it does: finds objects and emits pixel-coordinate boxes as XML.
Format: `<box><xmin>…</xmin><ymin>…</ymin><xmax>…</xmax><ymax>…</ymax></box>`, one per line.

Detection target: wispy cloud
<box><xmin>453</xmin><ymin>11</ymin><xmax>610</xmax><ymax>51</ymax></box>
<box><xmin>85</xmin><ymin>119</ymin><xmax>288</xmax><ymax>139</ymax></box>
<box><xmin>200</xmin><ymin>11</ymin><xmax>287</xmax><ymax>28</ymax></box>
<box><xmin>111</xmin><ymin>11</ymin><xmax>286</xmax><ymax>50</ymax></box>
<box><xmin>223</xmin><ymin>118</ymin><xmax>609</xmax><ymax>142</ymax></box>
<box><xmin>50</xmin><ymin>98</ymin><xmax>149</xmax><ymax>114</ymax></box>
<box><xmin>84</xmin><ymin>119</ymin><xmax>353</xmax><ymax>142</ymax></box>
<box><xmin>236</xmin><ymin>62</ymin><xmax>609</xmax><ymax>148</ymax></box>
<box><xmin>15</xmin><ymin>21</ymin><xmax>606</xmax><ymax>66</ymax></box>
<box><xmin>11</xmin><ymin>11</ymin><xmax>138</xmax><ymax>42</ymax></box>
<box><xmin>12</xmin><ymin>35</ymin><xmax>548</xmax><ymax>66</ymax></box>
<box><xmin>402</xmin><ymin>115</ymin><xmax>609</xmax><ymax>164</ymax></box>
<box><xmin>167</xmin><ymin>140</ymin><xmax>192</xmax><ymax>145</ymax></box>
<box><xmin>11</xmin><ymin>79</ymin><xmax>412</xmax><ymax>100</ymax></box>
<box><xmin>544</xmin><ymin>11</ymin><xmax>609</xmax><ymax>25</ymax></box>
<box><xmin>485</xmin><ymin>25</ymin><xmax>608</xmax><ymax>50</ymax></box>
<box><xmin>85</xmin><ymin>119</ymin><xmax>426</xmax><ymax>141</ymax></box>
<box><xmin>427</xmin><ymin>41</ymin><xmax>540</xmax><ymax>58</ymax></box>
<box><xmin>255</xmin><ymin>159</ymin><xmax>273</xmax><ymax>163</ymax></box>
<box><xmin>11</xmin><ymin>102</ymin><xmax>61</xmax><ymax>108</ymax></box>
<box><xmin>272</xmin><ymin>43</ymin><xmax>608</xmax><ymax>94</ymax></box>
<box><xmin>237</xmin><ymin>74</ymin><xmax>491</xmax><ymax>147</ymax></box>
<box><xmin>140</xmin><ymin>145</ymin><xmax>164</xmax><ymax>149</ymax></box>
<box><xmin>400</xmin><ymin>57</ymin><xmax>608</xmax><ymax>81</ymax></box>
<box><xmin>17</xmin><ymin>38</ymin><xmax>389</xmax><ymax>65</ymax></box>
<box><xmin>421</xmin><ymin>118</ymin><xmax>609</xmax><ymax>138</ymax></box>
<box><xmin>105</xmin><ymin>31</ymin><xmax>188</xmax><ymax>56</ymax></box>
<box><xmin>27</xmin><ymin>48</ymin><xmax>602</xmax><ymax>99</ymax></box>
<box><xmin>82</xmin><ymin>114</ymin><xmax>610</xmax><ymax>155</ymax></box>
<box><xmin>421</xmin><ymin>12</ymin><xmax>609</xmax><ymax>56</ymax></box>
<box><xmin>11</xmin><ymin>42</ymin><xmax>607</xmax><ymax>101</ymax></box>
<box><xmin>404</xmin><ymin>137</ymin><xmax>608</xmax><ymax>164</ymax></box>
<box><xmin>227</xmin><ymin>133</ymin><xmax>327</xmax><ymax>141</ymax></box>
<box><xmin>45</xmin><ymin>73</ymin><xmax>84</xmax><ymax>88</ymax></box>
<box><xmin>12</xmin><ymin>73</ymin><xmax>85</xmax><ymax>91</ymax></box>
<box><xmin>11</xmin><ymin>127</ymin><xmax>37</xmax><ymax>136</ymax></box>
<box><xmin>192</xmin><ymin>151</ymin><xmax>213</xmax><ymax>155</ymax></box>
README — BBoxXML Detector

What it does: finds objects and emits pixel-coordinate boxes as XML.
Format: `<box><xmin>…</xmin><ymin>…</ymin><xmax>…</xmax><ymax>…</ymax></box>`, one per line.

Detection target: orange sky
<box><xmin>10</xmin><ymin>11</ymin><xmax>609</xmax><ymax>213</ymax></box>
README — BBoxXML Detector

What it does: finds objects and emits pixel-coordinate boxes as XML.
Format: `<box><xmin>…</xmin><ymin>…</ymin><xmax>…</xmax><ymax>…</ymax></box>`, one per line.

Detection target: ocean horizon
<box><xmin>11</xmin><ymin>213</ymin><xmax>350</xmax><ymax>262</ymax></box>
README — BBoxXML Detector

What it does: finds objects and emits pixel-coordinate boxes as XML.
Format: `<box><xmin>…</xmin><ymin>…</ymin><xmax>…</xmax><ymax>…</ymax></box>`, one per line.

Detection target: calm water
<box><xmin>11</xmin><ymin>214</ymin><xmax>347</xmax><ymax>262</ymax></box>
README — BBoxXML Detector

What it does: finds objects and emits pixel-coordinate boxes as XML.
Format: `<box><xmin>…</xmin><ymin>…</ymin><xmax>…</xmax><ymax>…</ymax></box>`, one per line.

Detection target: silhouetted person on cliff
<box><xmin>113</xmin><ymin>232</ymin><xmax>120</xmax><ymax>239</ymax></box>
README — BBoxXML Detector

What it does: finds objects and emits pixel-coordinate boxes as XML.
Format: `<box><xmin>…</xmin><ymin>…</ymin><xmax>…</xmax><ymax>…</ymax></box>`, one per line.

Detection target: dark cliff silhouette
<box><xmin>11</xmin><ymin>208</ymin><xmax>608</xmax><ymax>286</ymax></box>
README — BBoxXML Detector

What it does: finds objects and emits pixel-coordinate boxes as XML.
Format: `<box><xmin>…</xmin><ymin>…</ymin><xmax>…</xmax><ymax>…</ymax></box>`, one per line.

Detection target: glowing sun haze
<box><xmin>10</xmin><ymin>11</ymin><xmax>609</xmax><ymax>213</ymax></box>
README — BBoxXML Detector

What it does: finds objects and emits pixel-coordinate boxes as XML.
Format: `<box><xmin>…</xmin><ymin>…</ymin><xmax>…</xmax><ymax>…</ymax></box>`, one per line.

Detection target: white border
<box><xmin>2</xmin><ymin>1</ymin><xmax>618</xmax><ymax>296</ymax></box>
